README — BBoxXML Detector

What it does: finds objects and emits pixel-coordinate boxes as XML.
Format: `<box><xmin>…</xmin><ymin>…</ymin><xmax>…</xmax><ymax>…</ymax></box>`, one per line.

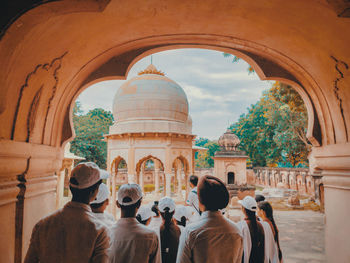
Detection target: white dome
<box><xmin>110</xmin><ymin>65</ymin><xmax>192</xmax><ymax>135</ymax></box>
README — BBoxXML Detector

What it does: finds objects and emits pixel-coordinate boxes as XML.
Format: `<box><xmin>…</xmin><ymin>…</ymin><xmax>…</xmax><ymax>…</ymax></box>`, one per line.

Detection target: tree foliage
<box><xmin>70</xmin><ymin>102</ymin><xmax>114</xmax><ymax>169</ymax></box>
<box><xmin>223</xmin><ymin>53</ymin><xmax>255</xmax><ymax>74</ymax></box>
<box><xmin>230</xmin><ymin>82</ymin><xmax>310</xmax><ymax>167</ymax></box>
<box><xmin>195</xmin><ymin>138</ymin><xmax>220</xmax><ymax>168</ymax></box>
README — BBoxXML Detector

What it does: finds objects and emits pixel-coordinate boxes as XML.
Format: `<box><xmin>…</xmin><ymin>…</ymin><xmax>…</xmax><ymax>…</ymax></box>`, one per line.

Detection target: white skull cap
<box><xmin>91</xmin><ymin>183</ymin><xmax>110</xmax><ymax>204</ymax></box>
<box><xmin>117</xmin><ymin>183</ymin><xmax>143</xmax><ymax>206</ymax></box>
<box><xmin>70</xmin><ymin>162</ymin><xmax>109</xmax><ymax>189</ymax></box>
<box><xmin>174</xmin><ymin>205</ymin><xmax>188</xmax><ymax>221</ymax></box>
<box><xmin>137</xmin><ymin>205</ymin><xmax>156</xmax><ymax>221</ymax></box>
<box><xmin>158</xmin><ymin>196</ymin><xmax>176</xmax><ymax>213</ymax></box>
<box><xmin>238</xmin><ymin>196</ymin><xmax>257</xmax><ymax>212</ymax></box>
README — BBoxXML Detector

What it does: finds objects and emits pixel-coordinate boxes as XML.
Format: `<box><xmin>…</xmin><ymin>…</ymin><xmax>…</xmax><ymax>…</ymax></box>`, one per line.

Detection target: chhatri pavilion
<box><xmin>105</xmin><ymin>64</ymin><xmax>204</xmax><ymax>215</ymax></box>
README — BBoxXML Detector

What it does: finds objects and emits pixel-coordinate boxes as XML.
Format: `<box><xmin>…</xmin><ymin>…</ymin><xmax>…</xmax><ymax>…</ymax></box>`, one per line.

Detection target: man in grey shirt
<box><xmin>109</xmin><ymin>183</ymin><xmax>160</xmax><ymax>263</ymax></box>
<box><xmin>177</xmin><ymin>175</ymin><xmax>243</xmax><ymax>263</ymax></box>
<box><xmin>25</xmin><ymin>162</ymin><xmax>110</xmax><ymax>263</ymax></box>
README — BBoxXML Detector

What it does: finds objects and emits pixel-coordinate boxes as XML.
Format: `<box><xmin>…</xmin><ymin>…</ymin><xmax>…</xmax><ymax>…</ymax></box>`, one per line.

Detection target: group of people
<box><xmin>24</xmin><ymin>162</ymin><xmax>282</xmax><ymax>263</ymax></box>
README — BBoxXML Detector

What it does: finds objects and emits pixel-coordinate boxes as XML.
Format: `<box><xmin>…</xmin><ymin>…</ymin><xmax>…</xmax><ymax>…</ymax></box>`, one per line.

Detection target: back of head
<box><xmin>118</xmin><ymin>184</ymin><xmax>143</xmax><ymax>217</ymax></box>
<box><xmin>189</xmin><ymin>175</ymin><xmax>198</xmax><ymax>187</ymax></box>
<box><xmin>255</xmin><ymin>194</ymin><xmax>265</xmax><ymax>203</ymax></box>
<box><xmin>69</xmin><ymin>177</ymin><xmax>102</xmax><ymax>202</ymax></box>
<box><xmin>159</xmin><ymin>197</ymin><xmax>175</xmax><ymax>224</ymax></box>
<box><xmin>151</xmin><ymin>203</ymin><xmax>160</xmax><ymax>216</ymax></box>
<box><xmin>69</xmin><ymin>162</ymin><xmax>105</xmax><ymax>202</ymax></box>
<box><xmin>198</xmin><ymin>175</ymin><xmax>229</xmax><ymax>211</ymax></box>
<box><xmin>257</xmin><ymin>201</ymin><xmax>273</xmax><ymax>218</ymax></box>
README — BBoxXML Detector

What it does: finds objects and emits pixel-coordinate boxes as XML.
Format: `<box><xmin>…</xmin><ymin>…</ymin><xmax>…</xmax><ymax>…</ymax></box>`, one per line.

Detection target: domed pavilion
<box><xmin>106</xmin><ymin>64</ymin><xmax>198</xmax><ymax>214</ymax></box>
<box><xmin>213</xmin><ymin>129</ymin><xmax>248</xmax><ymax>185</ymax></box>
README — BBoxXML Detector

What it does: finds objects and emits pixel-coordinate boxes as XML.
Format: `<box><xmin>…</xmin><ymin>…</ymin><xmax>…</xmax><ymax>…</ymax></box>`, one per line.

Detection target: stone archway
<box><xmin>136</xmin><ymin>155</ymin><xmax>165</xmax><ymax>195</ymax></box>
<box><xmin>172</xmin><ymin>155</ymin><xmax>190</xmax><ymax>199</ymax></box>
<box><xmin>0</xmin><ymin>2</ymin><xmax>350</xmax><ymax>262</ymax></box>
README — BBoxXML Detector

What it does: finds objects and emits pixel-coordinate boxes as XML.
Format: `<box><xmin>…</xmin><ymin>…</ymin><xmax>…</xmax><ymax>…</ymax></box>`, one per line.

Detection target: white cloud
<box><xmin>77</xmin><ymin>49</ymin><xmax>272</xmax><ymax>139</ymax></box>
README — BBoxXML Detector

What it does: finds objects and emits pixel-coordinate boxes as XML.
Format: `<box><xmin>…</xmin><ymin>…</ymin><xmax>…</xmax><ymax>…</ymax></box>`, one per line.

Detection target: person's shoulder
<box><xmin>223</xmin><ymin>217</ymin><xmax>243</xmax><ymax>234</ymax></box>
<box><xmin>137</xmin><ymin>224</ymin><xmax>159</xmax><ymax>241</ymax></box>
<box><xmin>34</xmin><ymin>207</ymin><xmax>64</xmax><ymax>227</ymax></box>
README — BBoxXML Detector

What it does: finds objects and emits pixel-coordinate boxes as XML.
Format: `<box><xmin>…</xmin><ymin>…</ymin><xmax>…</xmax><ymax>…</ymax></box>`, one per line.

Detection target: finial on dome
<box><xmin>138</xmin><ymin>64</ymin><xmax>165</xmax><ymax>76</ymax></box>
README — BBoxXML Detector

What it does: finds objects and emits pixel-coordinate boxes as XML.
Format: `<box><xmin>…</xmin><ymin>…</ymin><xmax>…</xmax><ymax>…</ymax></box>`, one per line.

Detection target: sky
<box><xmin>77</xmin><ymin>49</ymin><xmax>272</xmax><ymax>140</ymax></box>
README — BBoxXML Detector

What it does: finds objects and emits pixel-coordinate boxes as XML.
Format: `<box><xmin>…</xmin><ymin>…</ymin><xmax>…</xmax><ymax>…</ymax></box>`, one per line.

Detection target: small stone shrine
<box><xmin>213</xmin><ymin>129</ymin><xmax>255</xmax><ymax>198</ymax></box>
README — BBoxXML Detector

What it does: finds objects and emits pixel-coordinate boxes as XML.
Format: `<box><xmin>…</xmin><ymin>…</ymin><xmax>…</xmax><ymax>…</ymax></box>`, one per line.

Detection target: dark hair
<box><xmin>198</xmin><ymin>175</ymin><xmax>229</xmax><ymax>211</ymax></box>
<box><xmin>160</xmin><ymin>207</ymin><xmax>180</xmax><ymax>262</ymax></box>
<box><xmin>69</xmin><ymin>178</ymin><xmax>102</xmax><ymax>202</ymax></box>
<box><xmin>258</xmin><ymin>201</ymin><xmax>282</xmax><ymax>260</ymax></box>
<box><xmin>189</xmin><ymin>175</ymin><xmax>198</xmax><ymax>186</ymax></box>
<box><xmin>90</xmin><ymin>200</ymin><xmax>105</xmax><ymax>210</ymax></box>
<box><xmin>120</xmin><ymin>199</ymin><xmax>142</xmax><ymax>217</ymax></box>
<box><xmin>152</xmin><ymin>203</ymin><xmax>160</xmax><ymax>216</ymax></box>
<box><xmin>136</xmin><ymin>214</ymin><xmax>149</xmax><ymax>225</ymax></box>
<box><xmin>176</xmin><ymin>216</ymin><xmax>187</xmax><ymax>227</ymax></box>
<box><xmin>244</xmin><ymin>208</ymin><xmax>265</xmax><ymax>262</ymax></box>
<box><xmin>255</xmin><ymin>194</ymin><xmax>265</xmax><ymax>203</ymax></box>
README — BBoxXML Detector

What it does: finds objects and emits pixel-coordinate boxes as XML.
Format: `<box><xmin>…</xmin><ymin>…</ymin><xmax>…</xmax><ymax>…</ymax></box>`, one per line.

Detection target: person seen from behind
<box><xmin>186</xmin><ymin>175</ymin><xmax>200</xmax><ymax>217</ymax></box>
<box><xmin>238</xmin><ymin>196</ymin><xmax>266</xmax><ymax>263</ymax></box>
<box><xmin>173</xmin><ymin>205</ymin><xmax>188</xmax><ymax>232</ymax></box>
<box><xmin>90</xmin><ymin>183</ymin><xmax>116</xmax><ymax>228</ymax></box>
<box><xmin>149</xmin><ymin>200</ymin><xmax>162</xmax><ymax>229</ymax></box>
<box><xmin>136</xmin><ymin>205</ymin><xmax>155</xmax><ymax>226</ymax></box>
<box><xmin>177</xmin><ymin>175</ymin><xmax>243</xmax><ymax>263</ymax></box>
<box><xmin>109</xmin><ymin>183</ymin><xmax>160</xmax><ymax>263</ymax></box>
<box><xmin>158</xmin><ymin>197</ymin><xmax>181</xmax><ymax>263</ymax></box>
<box><xmin>257</xmin><ymin>201</ymin><xmax>283</xmax><ymax>263</ymax></box>
<box><xmin>255</xmin><ymin>194</ymin><xmax>265</xmax><ymax>203</ymax></box>
<box><xmin>25</xmin><ymin>162</ymin><xmax>110</xmax><ymax>263</ymax></box>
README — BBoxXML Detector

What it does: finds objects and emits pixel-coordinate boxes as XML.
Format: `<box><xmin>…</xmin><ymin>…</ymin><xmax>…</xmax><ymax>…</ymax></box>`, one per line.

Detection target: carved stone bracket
<box><xmin>330</xmin><ymin>55</ymin><xmax>349</xmax><ymax>142</ymax></box>
<box><xmin>11</xmin><ymin>52</ymin><xmax>68</xmax><ymax>144</ymax></box>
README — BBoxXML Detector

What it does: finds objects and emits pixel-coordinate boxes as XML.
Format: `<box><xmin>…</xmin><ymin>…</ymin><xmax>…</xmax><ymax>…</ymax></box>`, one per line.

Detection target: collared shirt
<box><xmin>176</xmin><ymin>211</ymin><xmax>243</xmax><ymax>263</ymax></box>
<box><xmin>24</xmin><ymin>201</ymin><xmax>109</xmax><ymax>263</ymax></box>
<box><xmin>186</xmin><ymin>187</ymin><xmax>199</xmax><ymax>215</ymax></box>
<box><xmin>93</xmin><ymin>211</ymin><xmax>116</xmax><ymax>228</ymax></box>
<box><xmin>109</xmin><ymin>217</ymin><xmax>160</xmax><ymax>263</ymax></box>
<box><xmin>93</xmin><ymin>211</ymin><xmax>116</xmax><ymax>239</ymax></box>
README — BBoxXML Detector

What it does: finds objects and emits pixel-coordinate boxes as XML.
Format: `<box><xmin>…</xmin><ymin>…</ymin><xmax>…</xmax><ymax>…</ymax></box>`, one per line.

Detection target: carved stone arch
<box><xmin>172</xmin><ymin>155</ymin><xmax>189</xmax><ymax>174</ymax></box>
<box><xmin>136</xmin><ymin>155</ymin><xmax>164</xmax><ymax>174</ymax></box>
<box><xmin>57</xmin><ymin>35</ymin><xmax>329</xmax><ymax>148</ymax></box>
<box><xmin>111</xmin><ymin>156</ymin><xmax>127</xmax><ymax>174</ymax></box>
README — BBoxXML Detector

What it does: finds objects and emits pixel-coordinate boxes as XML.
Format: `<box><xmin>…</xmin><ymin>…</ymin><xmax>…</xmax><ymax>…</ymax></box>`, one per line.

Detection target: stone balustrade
<box><xmin>252</xmin><ymin>167</ymin><xmax>317</xmax><ymax>197</ymax></box>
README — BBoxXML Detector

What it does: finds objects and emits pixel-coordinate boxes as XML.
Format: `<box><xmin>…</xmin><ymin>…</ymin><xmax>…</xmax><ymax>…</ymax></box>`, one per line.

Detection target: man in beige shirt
<box><xmin>176</xmin><ymin>175</ymin><xmax>243</xmax><ymax>263</ymax></box>
<box><xmin>24</xmin><ymin>162</ymin><xmax>110</xmax><ymax>263</ymax></box>
<box><xmin>109</xmin><ymin>183</ymin><xmax>160</xmax><ymax>263</ymax></box>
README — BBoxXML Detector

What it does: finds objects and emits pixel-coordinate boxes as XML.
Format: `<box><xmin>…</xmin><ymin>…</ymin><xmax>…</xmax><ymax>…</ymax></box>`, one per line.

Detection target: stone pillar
<box><xmin>165</xmin><ymin>174</ymin><xmax>172</xmax><ymax>196</ymax></box>
<box><xmin>56</xmin><ymin>169</ymin><xmax>65</xmax><ymax>209</ymax></box>
<box><xmin>177</xmin><ymin>169</ymin><xmax>182</xmax><ymax>197</ymax></box>
<box><xmin>0</xmin><ymin>140</ymin><xmax>61</xmax><ymax>263</ymax></box>
<box><xmin>140</xmin><ymin>169</ymin><xmax>144</xmax><ymax>192</ymax></box>
<box><xmin>310</xmin><ymin>144</ymin><xmax>350</xmax><ymax>262</ymax></box>
<box><xmin>155</xmin><ymin>169</ymin><xmax>160</xmax><ymax>194</ymax></box>
<box><xmin>127</xmin><ymin>137</ymin><xmax>136</xmax><ymax>183</ymax></box>
<box><xmin>111</xmin><ymin>172</ymin><xmax>117</xmax><ymax>217</ymax></box>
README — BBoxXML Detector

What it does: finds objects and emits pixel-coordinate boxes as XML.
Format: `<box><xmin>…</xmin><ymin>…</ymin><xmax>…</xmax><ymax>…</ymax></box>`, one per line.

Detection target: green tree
<box><xmin>230</xmin><ymin>82</ymin><xmax>310</xmax><ymax>167</ymax></box>
<box><xmin>194</xmin><ymin>138</ymin><xmax>220</xmax><ymax>168</ymax></box>
<box><xmin>70</xmin><ymin>102</ymin><xmax>114</xmax><ymax>169</ymax></box>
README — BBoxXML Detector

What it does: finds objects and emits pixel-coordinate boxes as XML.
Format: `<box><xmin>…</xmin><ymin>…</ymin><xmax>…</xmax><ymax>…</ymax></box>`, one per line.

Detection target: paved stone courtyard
<box><xmin>274</xmin><ymin>210</ymin><xmax>325</xmax><ymax>263</ymax></box>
